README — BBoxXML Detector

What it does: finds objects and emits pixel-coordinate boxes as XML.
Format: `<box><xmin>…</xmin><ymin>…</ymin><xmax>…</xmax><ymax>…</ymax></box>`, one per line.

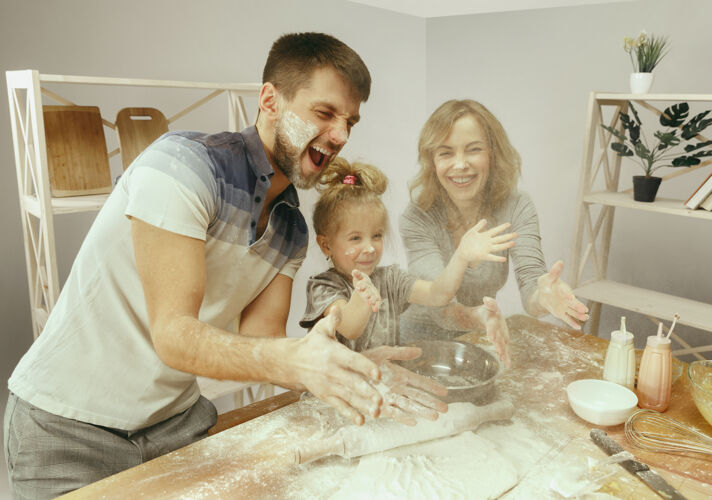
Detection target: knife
<box><xmin>590</xmin><ymin>429</ymin><xmax>687</xmax><ymax>500</ymax></box>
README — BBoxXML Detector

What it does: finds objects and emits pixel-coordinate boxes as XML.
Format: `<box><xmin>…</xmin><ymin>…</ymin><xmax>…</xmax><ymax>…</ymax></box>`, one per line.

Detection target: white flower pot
<box><xmin>630</xmin><ymin>72</ymin><xmax>654</xmax><ymax>94</ymax></box>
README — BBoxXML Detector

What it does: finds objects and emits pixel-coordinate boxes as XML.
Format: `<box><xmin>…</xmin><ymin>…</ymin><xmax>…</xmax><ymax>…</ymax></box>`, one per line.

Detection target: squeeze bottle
<box><xmin>602</xmin><ymin>316</ymin><xmax>635</xmax><ymax>390</ymax></box>
<box><xmin>637</xmin><ymin>324</ymin><xmax>672</xmax><ymax>412</ymax></box>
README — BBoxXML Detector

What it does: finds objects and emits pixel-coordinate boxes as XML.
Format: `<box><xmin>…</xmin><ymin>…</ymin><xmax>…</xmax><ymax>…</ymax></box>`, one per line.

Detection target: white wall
<box><xmin>425</xmin><ymin>0</ymin><xmax>712</xmax><ymax>349</ymax></box>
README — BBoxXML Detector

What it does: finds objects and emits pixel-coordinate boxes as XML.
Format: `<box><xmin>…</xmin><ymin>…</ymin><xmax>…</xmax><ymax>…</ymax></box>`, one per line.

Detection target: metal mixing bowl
<box><xmin>396</xmin><ymin>340</ymin><xmax>501</xmax><ymax>405</ymax></box>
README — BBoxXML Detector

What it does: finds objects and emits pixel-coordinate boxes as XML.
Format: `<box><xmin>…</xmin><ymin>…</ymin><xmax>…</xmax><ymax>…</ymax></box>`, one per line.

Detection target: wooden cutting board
<box><xmin>43</xmin><ymin>105</ymin><xmax>112</xmax><ymax>197</ymax></box>
<box><xmin>115</xmin><ymin>107</ymin><xmax>169</xmax><ymax>170</ymax></box>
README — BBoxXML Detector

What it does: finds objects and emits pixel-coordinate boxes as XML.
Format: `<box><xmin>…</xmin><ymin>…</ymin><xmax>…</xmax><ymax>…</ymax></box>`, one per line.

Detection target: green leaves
<box><xmin>672</xmin><ymin>156</ymin><xmax>701</xmax><ymax>167</ymax></box>
<box><xmin>653</xmin><ymin>130</ymin><xmax>679</xmax><ymax>150</ymax></box>
<box><xmin>611</xmin><ymin>142</ymin><xmax>634</xmax><ymax>156</ymax></box>
<box><xmin>601</xmin><ymin>124</ymin><xmax>626</xmax><ymax>141</ymax></box>
<box><xmin>681</xmin><ymin>110</ymin><xmax>712</xmax><ymax>140</ymax></box>
<box><xmin>660</xmin><ymin>102</ymin><xmax>689</xmax><ymax>127</ymax></box>
<box><xmin>600</xmin><ymin>101</ymin><xmax>712</xmax><ymax>176</ymax></box>
<box><xmin>620</xmin><ymin>112</ymin><xmax>641</xmax><ymax>143</ymax></box>
<box><xmin>684</xmin><ymin>140</ymin><xmax>712</xmax><ymax>152</ymax></box>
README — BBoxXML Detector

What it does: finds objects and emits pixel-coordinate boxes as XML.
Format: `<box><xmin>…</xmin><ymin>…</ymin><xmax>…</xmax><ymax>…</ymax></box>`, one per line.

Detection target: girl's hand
<box><xmin>536</xmin><ymin>261</ymin><xmax>589</xmax><ymax>330</ymax></box>
<box><xmin>456</xmin><ymin>219</ymin><xmax>517</xmax><ymax>264</ymax></box>
<box><xmin>352</xmin><ymin>269</ymin><xmax>381</xmax><ymax>313</ymax></box>
<box><xmin>475</xmin><ymin>297</ymin><xmax>511</xmax><ymax>368</ymax></box>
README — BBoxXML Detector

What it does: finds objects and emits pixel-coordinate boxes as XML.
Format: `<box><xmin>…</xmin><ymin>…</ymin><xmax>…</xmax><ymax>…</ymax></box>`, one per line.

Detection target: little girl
<box><xmin>300</xmin><ymin>158</ymin><xmax>517</xmax><ymax>357</ymax></box>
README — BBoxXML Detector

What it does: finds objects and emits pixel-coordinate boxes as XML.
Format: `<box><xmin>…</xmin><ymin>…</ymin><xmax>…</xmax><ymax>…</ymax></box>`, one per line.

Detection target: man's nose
<box><xmin>328</xmin><ymin>120</ymin><xmax>349</xmax><ymax>146</ymax></box>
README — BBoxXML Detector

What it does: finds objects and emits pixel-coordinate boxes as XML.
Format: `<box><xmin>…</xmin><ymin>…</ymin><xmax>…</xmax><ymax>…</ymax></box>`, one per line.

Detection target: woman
<box><xmin>399</xmin><ymin>100</ymin><xmax>588</xmax><ymax>364</ymax></box>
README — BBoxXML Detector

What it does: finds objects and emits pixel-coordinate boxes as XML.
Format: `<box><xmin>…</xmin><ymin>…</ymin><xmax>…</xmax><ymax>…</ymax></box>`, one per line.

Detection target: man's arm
<box><xmin>239</xmin><ymin>273</ymin><xmax>293</xmax><ymax>338</ymax></box>
<box><xmin>130</xmin><ymin>217</ymin><xmax>386</xmax><ymax>424</ymax></box>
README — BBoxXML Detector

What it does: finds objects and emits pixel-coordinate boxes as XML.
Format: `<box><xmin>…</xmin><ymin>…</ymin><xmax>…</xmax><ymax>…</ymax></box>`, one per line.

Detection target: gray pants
<box><xmin>4</xmin><ymin>392</ymin><xmax>217</xmax><ymax>499</ymax></box>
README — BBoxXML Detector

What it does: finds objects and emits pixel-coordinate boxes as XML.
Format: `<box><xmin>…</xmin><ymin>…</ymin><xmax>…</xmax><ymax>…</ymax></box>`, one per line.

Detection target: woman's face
<box><xmin>433</xmin><ymin>115</ymin><xmax>490</xmax><ymax>209</ymax></box>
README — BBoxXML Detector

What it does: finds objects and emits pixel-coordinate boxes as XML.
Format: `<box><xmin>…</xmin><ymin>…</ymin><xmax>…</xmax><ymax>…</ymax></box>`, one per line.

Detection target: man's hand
<box><xmin>352</xmin><ymin>269</ymin><xmax>381</xmax><ymax>313</ymax></box>
<box><xmin>456</xmin><ymin>219</ymin><xmax>517</xmax><ymax>265</ymax></box>
<box><xmin>290</xmin><ymin>310</ymin><xmax>384</xmax><ymax>425</ymax></box>
<box><xmin>361</xmin><ymin>346</ymin><xmax>449</xmax><ymax>426</ymax></box>
<box><xmin>536</xmin><ymin>260</ymin><xmax>589</xmax><ymax>330</ymax></box>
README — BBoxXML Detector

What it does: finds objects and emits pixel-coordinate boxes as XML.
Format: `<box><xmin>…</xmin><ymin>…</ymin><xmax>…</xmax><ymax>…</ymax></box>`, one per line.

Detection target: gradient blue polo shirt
<box><xmin>9</xmin><ymin>126</ymin><xmax>308</xmax><ymax>430</ymax></box>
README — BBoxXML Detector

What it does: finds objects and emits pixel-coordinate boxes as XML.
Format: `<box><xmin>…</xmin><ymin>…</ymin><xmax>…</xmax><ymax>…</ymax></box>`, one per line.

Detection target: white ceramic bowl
<box><xmin>566</xmin><ymin>379</ymin><xmax>638</xmax><ymax>426</ymax></box>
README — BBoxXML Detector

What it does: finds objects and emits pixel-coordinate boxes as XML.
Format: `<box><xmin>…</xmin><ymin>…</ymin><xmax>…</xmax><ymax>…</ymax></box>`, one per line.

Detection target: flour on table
<box><xmin>289</xmin><ymin>430</ymin><xmax>518</xmax><ymax>500</ymax></box>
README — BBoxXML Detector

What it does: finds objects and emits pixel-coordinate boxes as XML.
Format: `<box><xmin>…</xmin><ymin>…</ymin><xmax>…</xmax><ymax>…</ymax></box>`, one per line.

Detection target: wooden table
<box><xmin>62</xmin><ymin>315</ymin><xmax>712</xmax><ymax>499</ymax></box>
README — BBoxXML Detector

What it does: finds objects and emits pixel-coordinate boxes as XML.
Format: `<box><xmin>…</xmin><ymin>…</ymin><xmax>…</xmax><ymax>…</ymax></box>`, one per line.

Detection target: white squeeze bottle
<box><xmin>602</xmin><ymin>316</ymin><xmax>635</xmax><ymax>390</ymax></box>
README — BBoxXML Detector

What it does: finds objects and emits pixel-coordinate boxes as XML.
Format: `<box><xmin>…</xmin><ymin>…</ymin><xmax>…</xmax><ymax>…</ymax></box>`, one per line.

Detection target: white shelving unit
<box><xmin>6</xmin><ymin>69</ymin><xmax>273</xmax><ymax>406</ymax></box>
<box><xmin>569</xmin><ymin>92</ymin><xmax>712</xmax><ymax>359</ymax></box>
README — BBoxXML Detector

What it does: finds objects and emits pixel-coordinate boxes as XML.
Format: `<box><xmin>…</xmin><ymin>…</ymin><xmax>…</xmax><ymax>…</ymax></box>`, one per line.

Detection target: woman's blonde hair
<box><xmin>313</xmin><ymin>157</ymin><xmax>388</xmax><ymax>237</ymax></box>
<box><xmin>410</xmin><ymin>99</ymin><xmax>521</xmax><ymax>218</ymax></box>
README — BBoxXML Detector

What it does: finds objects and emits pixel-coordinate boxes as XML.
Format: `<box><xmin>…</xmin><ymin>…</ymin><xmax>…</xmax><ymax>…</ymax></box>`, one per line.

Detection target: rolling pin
<box><xmin>294</xmin><ymin>399</ymin><xmax>514</xmax><ymax>464</ymax></box>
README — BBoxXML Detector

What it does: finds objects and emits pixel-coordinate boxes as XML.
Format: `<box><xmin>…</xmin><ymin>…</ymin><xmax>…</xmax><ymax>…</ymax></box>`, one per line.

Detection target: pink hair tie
<box><xmin>343</xmin><ymin>175</ymin><xmax>357</xmax><ymax>185</ymax></box>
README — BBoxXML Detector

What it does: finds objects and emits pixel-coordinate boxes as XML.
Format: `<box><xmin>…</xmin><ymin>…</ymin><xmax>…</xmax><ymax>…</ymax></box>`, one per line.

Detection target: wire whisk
<box><xmin>625</xmin><ymin>409</ymin><xmax>712</xmax><ymax>457</ymax></box>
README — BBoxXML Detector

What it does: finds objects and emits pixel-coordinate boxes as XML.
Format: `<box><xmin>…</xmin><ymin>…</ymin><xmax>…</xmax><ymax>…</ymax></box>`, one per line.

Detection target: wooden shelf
<box><xmin>39</xmin><ymin>73</ymin><xmax>261</xmax><ymax>92</ymax></box>
<box><xmin>595</xmin><ymin>92</ymin><xmax>712</xmax><ymax>102</ymax></box>
<box><xmin>574</xmin><ymin>280</ymin><xmax>712</xmax><ymax>332</ymax></box>
<box><xmin>8</xmin><ymin>69</ymin><xmax>259</xmax><ymax>339</ymax></box>
<box><xmin>23</xmin><ymin>193</ymin><xmax>110</xmax><ymax>217</ymax></box>
<box><xmin>583</xmin><ymin>191</ymin><xmax>712</xmax><ymax>221</ymax></box>
<box><xmin>571</xmin><ymin>92</ymin><xmax>712</xmax><ymax>351</ymax></box>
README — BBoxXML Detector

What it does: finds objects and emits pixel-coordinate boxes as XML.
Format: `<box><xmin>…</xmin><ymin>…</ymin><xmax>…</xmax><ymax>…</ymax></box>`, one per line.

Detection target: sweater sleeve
<box><xmin>508</xmin><ymin>192</ymin><xmax>548</xmax><ymax>308</ymax></box>
<box><xmin>399</xmin><ymin>203</ymin><xmax>447</xmax><ymax>281</ymax></box>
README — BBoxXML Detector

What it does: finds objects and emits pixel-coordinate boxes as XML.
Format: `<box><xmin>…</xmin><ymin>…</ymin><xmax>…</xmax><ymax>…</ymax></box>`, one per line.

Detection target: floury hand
<box><xmin>362</xmin><ymin>345</ymin><xmax>449</xmax><ymax>426</ymax></box>
<box><xmin>352</xmin><ymin>269</ymin><xmax>381</xmax><ymax>312</ymax></box>
<box><xmin>535</xmin><ymin>261</ymin><xmax>589</xmax><ymax>330</ymax></box>
<box><xmin>455</xmin><ymin>219</ymin><xmax>518</xmax><ymax>264</ymax></box>
<box><xmin>478</xmin><ymin>297</ymin><xmax>511</xmax><ymax>368</ymax></box>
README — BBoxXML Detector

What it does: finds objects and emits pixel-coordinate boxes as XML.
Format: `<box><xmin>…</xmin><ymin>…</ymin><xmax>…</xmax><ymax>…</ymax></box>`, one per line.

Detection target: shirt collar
<box><xmin>242</xmin><ymin>125</ymin><xmax>274</xmax><ymax>181</ymax></box>
<box><xmin>243</xmin><ymin>125</ymin><xmax>300</xmax><ymax>209</ymax></box>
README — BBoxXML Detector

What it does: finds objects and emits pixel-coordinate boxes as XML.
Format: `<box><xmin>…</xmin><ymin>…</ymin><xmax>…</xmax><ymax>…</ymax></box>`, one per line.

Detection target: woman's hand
<box><xmin>475</xmin><ymin>297</ymin><xmax>511</xmax><ymax>368</ymax></box>
<box><xmin>352</xmin><ymin>269</ymin><xmax>381</xmax><ymax>312</ymax></box>
<box><xmin>361</xmin><ymin>345</ymin><xmax>449</xmax><ymax>426</ymax></box>
<box><xmin>455</xmin><ymin>219</ymin><xmax>517</xmax><ymax>265</ymax></box>
<box><xmin>535</xmin><ymin>260</ymin><xmax>589</xmax><ymax>330</ymax></box>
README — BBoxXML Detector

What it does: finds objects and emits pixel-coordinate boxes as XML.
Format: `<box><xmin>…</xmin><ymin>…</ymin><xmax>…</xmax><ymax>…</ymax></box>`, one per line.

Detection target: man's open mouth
<box><xmin>309</xmin><ymin>145</ymin><xmax>331</xmax><ymax>168</ymax></box>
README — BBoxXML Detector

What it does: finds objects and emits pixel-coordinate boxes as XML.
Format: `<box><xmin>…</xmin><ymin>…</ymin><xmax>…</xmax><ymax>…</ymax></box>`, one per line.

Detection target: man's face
<box><xmin>273</xmin><ymin>67</ymin><xmax>361</xmax><ymax>189</ymax></box>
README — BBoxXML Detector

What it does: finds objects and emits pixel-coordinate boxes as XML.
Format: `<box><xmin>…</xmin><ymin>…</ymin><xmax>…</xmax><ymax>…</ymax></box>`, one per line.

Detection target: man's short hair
<box><xmin>263</xmin><ymin>32</ymin><xmax>371</xmax><ymax>103</ymax></box>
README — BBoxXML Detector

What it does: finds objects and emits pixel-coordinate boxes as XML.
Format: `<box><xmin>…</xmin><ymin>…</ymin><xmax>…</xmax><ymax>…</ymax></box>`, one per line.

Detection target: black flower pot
<box><xmin>632</xmin><ymin>175</ymin><xmax>662</xmax><ymax>202</ymax></box>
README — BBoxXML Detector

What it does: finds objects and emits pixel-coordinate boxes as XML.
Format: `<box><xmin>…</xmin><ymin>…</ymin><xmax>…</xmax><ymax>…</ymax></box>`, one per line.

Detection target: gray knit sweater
<box><xmin>398</xmin><ymin>191</ymin><xmax>547</xmax><ymax>342</ymax></box>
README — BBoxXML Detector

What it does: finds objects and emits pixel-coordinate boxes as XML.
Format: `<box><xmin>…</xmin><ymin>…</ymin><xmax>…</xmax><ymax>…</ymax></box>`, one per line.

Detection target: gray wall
<box><xmin>425</xmin><ymin>0</ymin><xmax>712</xmax><ymax>350</ymax></box>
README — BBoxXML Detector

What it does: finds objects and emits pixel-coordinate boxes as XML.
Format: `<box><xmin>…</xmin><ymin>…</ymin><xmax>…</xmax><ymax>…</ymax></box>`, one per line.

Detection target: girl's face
<box><xmin>433</xmin><ymin>114</ymin><xmax>491</xmax><ymax>210</ymax></box>
<box><xmin>317</xmin><ymin>202</ymin><xmax>386</xmax><ymax>277</ymax></box>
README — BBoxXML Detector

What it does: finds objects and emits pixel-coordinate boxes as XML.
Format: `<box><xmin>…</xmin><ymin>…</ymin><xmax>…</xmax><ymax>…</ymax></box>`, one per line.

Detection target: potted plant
<box><xmin>624</xmin><ymin>31</ymin><xmax>669</xmax><ymax>94</ymax></box>
<box><xmin>602</xmin><ymin>101</ymin><xmax>712</xmax><ymax>202</ymax></box>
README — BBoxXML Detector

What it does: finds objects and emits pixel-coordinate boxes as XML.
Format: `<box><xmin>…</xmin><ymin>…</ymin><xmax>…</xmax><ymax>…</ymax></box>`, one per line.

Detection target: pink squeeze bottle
<box><xmin>636</xmin><ymin>323</ymin><xmax>672</xmax><ymax>412</ymax></box>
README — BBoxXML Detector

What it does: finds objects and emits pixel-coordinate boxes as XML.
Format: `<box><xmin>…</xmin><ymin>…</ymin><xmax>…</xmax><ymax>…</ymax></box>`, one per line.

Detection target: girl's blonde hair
<box><xmin>409</xmin><ymin>99</ymin><xmax>521</xmax><ymax>220</ymax></box>
<box><xmin>313</xmin><ymin>157</ymin><xmax>388</xmax><ymax>237</ymax></box>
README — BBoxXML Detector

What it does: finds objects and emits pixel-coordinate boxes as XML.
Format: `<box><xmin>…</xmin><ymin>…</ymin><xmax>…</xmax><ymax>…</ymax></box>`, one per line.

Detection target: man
<box><xmin>4</xmin><ymin>33</ymin><xmax>445</xmax><ymax>499</ymax></box>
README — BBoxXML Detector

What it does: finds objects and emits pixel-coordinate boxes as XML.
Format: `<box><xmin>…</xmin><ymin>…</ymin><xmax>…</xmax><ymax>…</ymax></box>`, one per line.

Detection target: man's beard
<box><xmin>273</xmin><ymin>115</ymin><xmax>319</xmax><ymax>189</ymax></box>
